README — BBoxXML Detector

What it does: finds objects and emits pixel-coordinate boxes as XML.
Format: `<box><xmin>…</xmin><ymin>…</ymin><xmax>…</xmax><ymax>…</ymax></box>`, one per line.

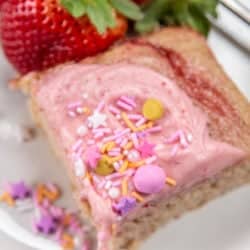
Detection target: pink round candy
<box><xmin>133</xmin><ymin>165</ymin><xmax>166</xmax><ymax>194</ymax></box>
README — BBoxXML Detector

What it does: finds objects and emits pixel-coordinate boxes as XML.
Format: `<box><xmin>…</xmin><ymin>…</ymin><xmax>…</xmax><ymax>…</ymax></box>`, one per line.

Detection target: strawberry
<box><xmin>0</xmin><ymin>0</ymin><xmax>131</xmax><ymax>74</ymax></box>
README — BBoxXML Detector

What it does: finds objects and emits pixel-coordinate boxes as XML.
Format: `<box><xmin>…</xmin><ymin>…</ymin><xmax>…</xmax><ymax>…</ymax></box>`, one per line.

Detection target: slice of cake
<box><xmin>15</xmin><ymin>28</ymin><xmax>250</xmax><ymax>250</ymax></box>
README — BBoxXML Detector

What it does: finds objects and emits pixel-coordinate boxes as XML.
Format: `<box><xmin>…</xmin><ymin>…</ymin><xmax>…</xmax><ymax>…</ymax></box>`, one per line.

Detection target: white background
<box><xmin>0</xmin><ymin>2</ymin><xmax>249</xmax><ymax>250</ymax></box>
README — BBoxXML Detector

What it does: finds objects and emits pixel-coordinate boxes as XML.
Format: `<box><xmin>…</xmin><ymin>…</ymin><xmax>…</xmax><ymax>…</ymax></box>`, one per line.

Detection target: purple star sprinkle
<box><xmin>9</xmin><ymin>182</ymin><xmax>32</xmax><ymax>200</ymax></box>
<box><xmin>36</xmin><ymin>214</ymin><xmax>58</xmax><ymax>235</ymax></box>
<box><xmin>113</xmin><ymin>197</ymin><xmax>137</xmax><ymax>216</ymax></box>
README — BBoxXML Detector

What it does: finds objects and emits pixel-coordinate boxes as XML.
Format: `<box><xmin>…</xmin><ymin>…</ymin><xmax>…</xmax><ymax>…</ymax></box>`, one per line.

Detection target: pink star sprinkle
<box><xmin>138</xmin><ymin>140</ymin><xmax>155</xmax><ymax>158</ymax></box>
<box><xmin>84</xmin><ymin>146</ymin><xmax>101</xmax><ymax>169</ymax></box>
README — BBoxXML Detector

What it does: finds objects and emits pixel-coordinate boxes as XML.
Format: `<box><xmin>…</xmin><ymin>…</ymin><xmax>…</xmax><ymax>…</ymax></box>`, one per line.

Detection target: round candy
<box><xmin>142</xmin><ymin>98</ymin><xmax>164</xmax><ymax>121</ymax></box>
<box><xmin>95</xmin><ymin>156</ymin><xmax>115</xmax><ymax>176</ymax></box>
<box><xmin>133</xmin><ymin>165</ymin><xmax>166</xmax><ymax>194</ymax></box>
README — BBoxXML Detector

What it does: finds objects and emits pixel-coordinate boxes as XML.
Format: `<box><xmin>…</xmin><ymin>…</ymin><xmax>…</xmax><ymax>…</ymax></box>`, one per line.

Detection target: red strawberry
<box><xmin>0</xmin><ymin>0</ymin><xmax>127</xmax><ymax>74</ymax></box>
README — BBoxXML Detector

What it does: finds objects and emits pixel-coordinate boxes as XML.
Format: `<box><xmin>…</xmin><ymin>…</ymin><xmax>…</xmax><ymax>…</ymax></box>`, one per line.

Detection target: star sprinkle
<box><xmin>36</xmin><ymin>214</ymin><xmax>58</xmax><ymax>235</ymax></box>
<box><xmin>87</xmin><ymin>111</ymin><xmax>107</xmax><ymax>129</ymax></box>
<box><xmin>138</xmin><ymin>140</ymin><xmax>155</xmax><ymax>158</ymax></box>
<box><xmin>84</xmin><ymin>146</ymin><xmax>101</xmax><ymax>169</ymax></box>
<box><xmin>113</xmin><ymin>197</ymin><xmax>137</xmax><ymax>216</ymax></box>
<box><xmin>9</xmin><ymin>182</ymin><xmax>32</xmax><ymax>200</ymax></box>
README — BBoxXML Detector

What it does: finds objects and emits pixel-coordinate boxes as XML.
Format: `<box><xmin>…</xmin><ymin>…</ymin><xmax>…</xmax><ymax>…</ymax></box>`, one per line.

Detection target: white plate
<box><xmin>0</xmin><ymin>5</ymin><xmax>249</xmax><ymax>250</ymax></box>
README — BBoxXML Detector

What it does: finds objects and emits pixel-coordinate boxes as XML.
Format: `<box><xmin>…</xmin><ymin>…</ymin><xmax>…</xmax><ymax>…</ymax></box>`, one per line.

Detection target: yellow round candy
<box><xmin>142</xmin><ymin>98</ymin><xmax>164</xmax><ymax>121</ymax></box>
<box><xmin>95</xmin><ymin>156</ymin><xmax>115</xmax><ymax>176</ymax></box>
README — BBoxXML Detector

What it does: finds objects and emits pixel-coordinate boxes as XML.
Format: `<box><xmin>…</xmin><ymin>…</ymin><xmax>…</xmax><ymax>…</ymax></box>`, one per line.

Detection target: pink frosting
<box><xmin>33</xmin><ymin>63</ymin><xmax>246</xmax><ymax>248</ymax></box>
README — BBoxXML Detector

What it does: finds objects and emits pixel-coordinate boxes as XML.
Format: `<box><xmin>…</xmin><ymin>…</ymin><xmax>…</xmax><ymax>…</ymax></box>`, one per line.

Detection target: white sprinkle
<box><xmin>76</xmin><ymin>107</ymin><xmax>84</xmax><ymax>114</ymax></box>
<box><xmin>105</xmin><ymin>181</ymin><xmax>112</xmax><ymax>190</ymax></box>
<box><xmin>74</xmin><ymin>158</ymin><xmax>86</xmax><ymax>177</ymax></box>
<box><xmin>77</xmin><ymin>126</ymin><xmax>87</xmax><ymax>136</ymax></box>
<box><xmin>108</xmin><ymin>187</ymin><xmax>120</xmax><ymax>199</ymax></box>
<box><xmin>136</xmin><ymin>117</ymin><xmax>146</xmax><ymax>127</ymax></box>
<box><xmin>187</xmin><ymin>133</ymin><xmax>193</xmax><ymax>143</ymax></box>
<box><xmin>145</xmin><ymin>156</ymin><xmax>157</xmax><ymax>164</ymax></box>
<box><xmin>123</xmin><ymin>150</ymin><xmax>129</xmax><ymax>156</ymax></box>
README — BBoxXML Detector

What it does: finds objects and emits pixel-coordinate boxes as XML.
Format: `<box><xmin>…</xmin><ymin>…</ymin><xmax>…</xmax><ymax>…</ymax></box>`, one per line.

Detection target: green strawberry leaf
<box><xmin>86</xmin><ymin>0</ymin><xmax>111</xmax><ymax>34</ymax></box>
<box><xmin>135</xmin><ymin>0</ymin><xmax>170</xmax><ymax>33</ymax></box>
<box><xmin>135</xmin><ymin>0</ymin><xmax>218</xmax><ymax>36</ymax></box>
<box><xmin>60</xmin><ymin>0</ymin><xmax>86</xmax><ymax>18</ymax></box>
<box><xmin>110</xmin><ymin>0</ymin><xmax>144</xmax><ymax>20</ymax></box>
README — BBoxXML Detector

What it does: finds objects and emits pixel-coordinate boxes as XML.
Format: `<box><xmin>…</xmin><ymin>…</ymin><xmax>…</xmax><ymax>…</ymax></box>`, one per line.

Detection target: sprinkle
<box><xmin>98</xmin><ymin>180</ymin><xmax>106</xmax><ymax>189</ymax></box>
<box><xmin>104</xmin><ymin>181</ymin><xmax>112</xmax><ymax>190</ymax></box>
<box><xmin>96</xmin><ymin>101</ymin><xmax>105</xmax><ymax>112</ymax></box>
<box><xmin>119</xmin><ymin>160</ymin><xmax>128</xmax><ymax>173</ymax></box>
<box><xmin>109</xmin><ymin>155</ymin><xmax>123</xmax><ymax>164</ymax></box>
<box><xmin>165</xmin><ymin>130</ymin><xmax>181</xmax><ymax>144</ymax></box>
<box><xmin>145</xmin><ymin>156</ymin><xmax>157</xmax><ymax>164</ymax></box>
<box><xmin>187</xmin><ymin>133</ymin><xmax>193</xmax><ymax>143</ymax></box>
<box><xmin>127</xmin><ymin>149</ymin><xmax>140</xmax><ymax>162</ymax></box>
<box><xmin>76</xmin><ymin>107</ymin><xmax>84</xmax><ymax>115</ymax></box>
<box><xmin>83</xmin><ymin>107</ymin><xmax>91</xmax><ymax>115</ymax></box>
<box><xmin>145</xmin><ymin>126</ymin><xmax>163</xmax><ymax>133</ymax></box>
<box><xmin>108</xmin><ymin>105</ymin><xmax>120</xmax><ymax>115</ymax></box>
<box><xmin>135</xmin><ymin>117</ymin><xmax>146</xmax><ymax>127</ymax></box>
<box><xmin>170</xmin><ymin>144</ymin><xmax>179</xmax><ymax>157</ymax></box>
<box><xmin>72</xmin><ymin>139</ymin><xmax>83</xmax><ymax>152</ymax></box>
<box><xmin>130</xmin><ymin>133</ymin><xmax>139</xmax><ymax>148</ymax></box>
<box><xmin>112</xmin><ymin>180</ymin><xmax>122</xmax><ymax>187</ymax></box>
<box><xmin>120</xmin><ymin>138</ymin><xmax>129</xmax><ymax>147</ymax></box>
<box><xmin>0</xmin><ymin>192</ymin><xmax>15</xmax><ymax>206</ymax></box>
<box><xmin>84</xmin><ymin>146</ymin><xmax>101</xmax><ymax>169</ymax></box>
<box><xmin>102</xmin><ymin>129</ymin><xmax>130</xmax><ymax>143</ymax></box>
<box><xmin>92</xmin><ymin>176</ymin><xmax>101</xmax><ymax>185</ymax></box>
<box><xmin>123</xmin><ymin>141</ymin><xmax>133</xmax><ymax>150</ymax></box>
<box><xmin>87</xmin><ymin>140</ymin><xmax>95</xmax><ymax>145</ymax></box>
<box><xmin>166</xmin><ymin>177</ymin><xmax>177</xmax><ymax>186</ymax></box>
<box><xmin>125</xmin><ymin>169</ymin><xmax>136</xmax><ymax>177</ymax></box>
<box><xmin>35</xmin><ymin>214</ymin><xmax>58</xmax><ymax>235</ymax></box>
<box><xmin>95</xmin><ymin>155</ymin><xmax>115</xmax><ymax>176</ymax></box>
<box><xmin>180</xmin><ymin>131</ymin><xmax>188</xmax><ymax>148</ymax></box>
<box><xmin>93</xmin><ymin>132</ymin><xmax>104</xmax><ymax>139</ymax></box>
<box><xmin>74</xmin><ymin>158</ymin><xmax>86</xmax><ymax>177</ymax></box>
<box><xmin>113</xmin><ymin>162</ymin><xmax>121</xmax><ymax>171</ymax></box>
<box><xmin>120</xmin><ymin>96</ymin><xmax>137</xmax><ymax>108</ymax></box>
<box><xmin>8</xmin><ymin>182</ymin><xmax>32</xmax><ymax>200</ymax></box>
<box><xmin>86</xmin><ymin>172</ymin><xmax>93</xmax><ymax>183</ymax></box>
<box><xmin>131</xmin><ymin>192</ymin><xmax>144</xmax><ymax>202</ymax></box>
<box><xmin>116</xmin><ymin>100</ymin><xmax>133</xmax><ymax>111</ymax></box>
<box><xmin>122</xmin><ymin>179</ymin><xmax>128</xmax><ymax>196</ymax></box>
<box><xmin>136</xmin><ymin>122</ymin><xmax>154</xmax><ymax>132</ymax></box>
<box><xmin>121</xmin><ymin>113</ymin><xmax>137</xmax><ymax>132</ymax></box>
<box><xmin>101</xmin><ymin>141</ymin><xmax>115</xmax><ymax>153</ymax></box>
<box><xmin>142</xmin><ymin>98</ymin><xmax>164</xmax><ymax>121</ymax></box>
<box><xmin>112</xmin><ymin>197</ymin><xmax>137</xmax><ymax>216</ymax></box>
<box><xmin>105</xmin><ymin>172</ymin><xmax>124</xmax><ymax>180</ymax></box>
<box><xmin>128</xmin><ymin>160</ymin><xmax>145</xmax><ymax>168</ymax></box>
<box><xmin>61</xmin><ymin>233</ymin><xmax>74</xmax><ymax>250</ymax></box>
<box><xmin>77</xmin><ymin>126</ymin><xmax>87</xmax><ymax>136</ymax></box>
<box><xmin>68</xmin><ymin>111</ymin><xmax>76</xmax><ymax>117</ymax></box>
<box><xmin>67</xmin><ymin>101</ymin><xmax>82</xmax><ymax>110</ymax></box>
<box><xmin>93</xmin><ymin>128</ymin><xmax>111</xmax><ymax>134</ymax></box>
<box><xmin>127</xmin><ymin>114</ymin><xmax>143</xmax><ymax>121</ymax></box>
<box><xmin>87</xmin><ymin>111</ymin><xmax>107</xmax><ymax>129</ymax></box>
<box><xmin>108</xmin><ymin>187</ymin><xmax>120</xmax><ymax>199</ymax></box>
<box><xmin>138</xmin><ymin>140</ymin><xmax>155</xmax><ymax>158</ymax></box>
<box><xmin>108</xmin><ymin>151</ymin><xmax>120</xmax><ymax>157</ymax></box>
